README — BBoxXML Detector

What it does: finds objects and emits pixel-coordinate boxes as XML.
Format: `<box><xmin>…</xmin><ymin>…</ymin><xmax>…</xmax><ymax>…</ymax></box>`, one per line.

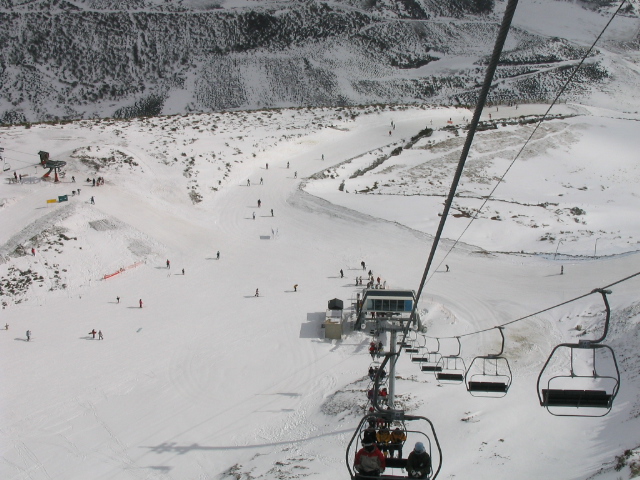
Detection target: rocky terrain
<box><xmin>0</xmin><ymin>0</ymin><xmax>638</xmax><ymax>123</ymax></box>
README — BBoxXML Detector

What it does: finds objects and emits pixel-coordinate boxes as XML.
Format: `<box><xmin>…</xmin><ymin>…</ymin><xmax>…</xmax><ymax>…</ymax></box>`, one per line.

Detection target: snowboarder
<box><xmin>116</xmin><ymin>296</ymin><xmax>120</xmax><ymax>304</ymax></box>
<box><xmin>89</xmin><ymin>329</ymin><xmax>96</xmax><ymax>339</ymax></box>
<box><xmin>26</xmin><ymin>330</ymin><xmax>31</xmax><ymax>341</ymax></box>
<box><xmin>361</xmin><ymin>261</ymin><xmax>366</xmax><ymax>270</ymax></box>
<box><xmin>216</xmin><ymin>251</ymin><xmax>220</xmax><ymax>260</ymax></box>
<box><xmin>98</xmin><ymin>330</ymin><xmax>103</xmax><ymax>340</ymax></box>
<box><xmin>294</xmin><ymin>171</ymin><xmax>297</xmax><ymax>179</ymax></box>
<box><xmin>260</xmin><ymin>177</ymin><xmax>263</xmax><ymax>185</ymax></box>
<box><xmin>255</xmin><ymin>288</ymin><xmax>259</xmax><ymax>297</ymax></box>
<box><xmin>270</xmin><ymin>208</ymin><xmax>273</xmax><ymax>217</ymax></box>
<box><xmin>294</xmin><ymin>284</ymin><xmax>298</xmax><ymax>292</ymax></box>
<box><xmin>257</xmin><ymin>199</ymin><xmax>261</xmax><ymax>208</ymax></box>
<box><xmin>139</xmin><ymin>299</ymin><xmax>143</xmax><ymax>308</ymax></box>
<box><xmin>340</xmin><ymin>269</ymin><xmax>344</xmax><ymax>278</ymax></box>
<box><xmin>247</xmin><ymin>179</ymin><xmax>251</xmax><ymax>186</ymax></box>
<box><xmin>166</xmin><ymin>259</ymin><xmax>170</xmax><ymax>269</ymax></box>
<box><xmin>90</xmin><ymin>196</ymin><xmax>95</xmax><ymax>205</ymax></box>
<box><xmin>31</xmin><ymin>248</ymin><xmax>35</xmax><ymax>256</ymax></box>
<box><xmin>252</xmin><ymin>212</ymin><xmax>256</xmax><ymax>220</ymax></box>
<box><xmin>445</xmin><ymin>265</ymin><xmax>449</xmax><ymax>272</ymax></box>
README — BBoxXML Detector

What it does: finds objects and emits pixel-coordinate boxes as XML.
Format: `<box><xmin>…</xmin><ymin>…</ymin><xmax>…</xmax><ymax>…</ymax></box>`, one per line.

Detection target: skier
<box><xmin>26</xmin><ymin>330</ymin><xmax>31</xmax><ymax>341</ymax></box>
<box><xmin>266</xmin><ymin>163</ymin><xmax>269</xmax><ymax>169</ymax></box>
<box><xmin>182</xmin><ymin>268</ymin><xmax>185</xmax><ymax>275</ymax></box>
<box><xmin>257</xmin><ymin>199</ymin><xmax>261</xmax><ymax>208</ymax></box>
<box><xmin>252</xmin><ymin>212</ymin><xmax>256</xmax><ymax>220</ymax></box>
<box><xmin>561</xmin><ymin>265</ymin><xmax>564</xmax><ymax>275</ymax></box>
<box><xmin>287</xmin><ymin>161</ymin><xmax>290</xmax><ymax>169</ymax></box>
<box><xmin>216</xmin><ymin>251</ymin><xmax>220</xmax><ymax>260</ymax></box>
<box><xmin>13</xmin><ymin>171</ymin><xmax>17</xmax><ymax>181</ymax></box>
<box><xmin>260</xmin><ymin>177</ymin><xmax>263</xmax><ymax>185</ymax></box>
<box><xmin>116</xmin><ymin>296</ymin><xmax>120</xmax><ymax>304</ymax></box>
<box><xmin>340</xmin><ymin>269</ymin><xmax>344</xmax><ymax>278</ymax></box>
<box><xmin>92</xmin><ymin>178</ymin><xmax>96</xmax><ymax>186</ymax></box>
<box><xmin>31</xmin><ymin>248</ymin><xmax>35</xmax><ymax>256</ymax></box>
<box><xmin>294</xmin><ymin>284</ymin><xmax>298</xmax><ymax>292</ymax></box>
<box><xmin>4</xmin><ymin>323</ymin><xmax>8</xmax><ymax>330</ymax></box>
<box><xmin>90</xmin><ymin>196</ymin><xmax>95</xmax><ymax>205</ymax></box>
<box><xmin>270</xmin><ymin>209</ymin><xmax>273</xmax><ymax>217</ymax></box>
<box><xmin>361</xmin><ymin>261</ymin><xmax>366</xmax><ymax>270</ymax></box>
<box><xmin>77</xmin><ymin>188</ymin><xmax>81</xmax><ymax>195</ymax></box>
<box><xmin>98</xmin><ymin>330</ymin><xmax>103</xmax><ymax>340</ymax></box>
<box><xmin>247</xmin><ymin>179</ymin><xmax>251</xmax><ymax>187</ymax></box>
<box><xmin>139</xmin><ymin>299</ymin><xmax>143</xmax><ymax>308</ymax></box>
<box><xmin>255</xmin><ymin>288</ymin><xmax>259</xmax><ymax>297</ymax></box>
<box><xmin>322</xmin><ymin>154</ymin><xmax>324</xmax><ymax>161</ymax></box>
<box><xmin>72</xmin><ymin>176</ymin><xmax>76</xmax><ymax>183</ymax></box>
<box><xmin>89</xmin><ymin>329</ymin><xmax>96</xmax><ymax>339</ymax></box>
<box><xmin>166</xmin><ymin>259</ymin><xmax>170</xmax><ymax>269</ymax></box>
<box><xmin>446</xmin><ymin>265</ymin><xmax>449</xmax><ymax>272</ymax></box>
<box><xmin>294</xmin><ymin>171</ymin><xmax>297</xmax><ymax>179</ymax></box>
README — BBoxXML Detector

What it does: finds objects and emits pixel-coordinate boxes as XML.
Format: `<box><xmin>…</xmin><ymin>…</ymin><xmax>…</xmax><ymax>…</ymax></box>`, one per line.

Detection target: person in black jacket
<box><xmin>407</xmin><ymin>442</ymin><xmax>431</xmax><ymax>478</ymax></box>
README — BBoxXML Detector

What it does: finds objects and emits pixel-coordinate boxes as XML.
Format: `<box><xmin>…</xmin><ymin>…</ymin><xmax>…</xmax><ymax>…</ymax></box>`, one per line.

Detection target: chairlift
<box><xmin>465</xmin><ymin>327</ymin><xmax>512</xmax><ymax>397</ymax></box>
<box><xmin>346</xmin><ymin>412</ymin><xmax>442</xmax><ymax>480</ymax></box>
<box><xmin>537</xmin><ymin>289</ymin><xmax>620</xmax><ymax>417</ymax></box>
<box><xmin>435</xmin><ymin>337</ymin><xmax>465</xmax><ymax>384</ymax></box>
<box><xmin>411</xmin><ymin>338</ymin><xmax>442</xmax><ymax>372</ymax></box>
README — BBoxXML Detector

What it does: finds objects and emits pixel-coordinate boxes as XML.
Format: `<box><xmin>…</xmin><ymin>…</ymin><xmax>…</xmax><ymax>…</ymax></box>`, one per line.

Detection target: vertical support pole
<box><xmin>389</xmin><ymin>328</ymin><xmax>396</xmax><ymax>408</ymax></box>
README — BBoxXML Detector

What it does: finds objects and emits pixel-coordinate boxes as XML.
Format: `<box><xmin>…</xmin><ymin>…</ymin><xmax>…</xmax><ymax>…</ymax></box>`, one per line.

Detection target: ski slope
<box><xmin>1</xmin><ymin>104</ymin><xmax>640</xmax><ymax>480</ymax></box>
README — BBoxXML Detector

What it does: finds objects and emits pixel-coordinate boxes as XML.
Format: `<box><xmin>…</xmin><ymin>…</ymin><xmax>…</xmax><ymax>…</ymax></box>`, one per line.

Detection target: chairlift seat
<box><xmin>405</xmin><ymin>348</ymin><xmax>419</xmax><ymax>353</ymax></box>
<box><xmin>421</xmin><ymin>365</ymin><xmax>442</xmax><ymax>372</ymax></box>
<box><xmin>468</xmin><ymin>381</ymin><xmax>508</xmax><ymax>393</ymax></box>
<box><xmin>542</xmin><ymin>389</ymin><xmax>612</xmax><ymax>408</ymax></box>
<box><xmin>412</xmin><ymin>357</ymin><xmax>429</xmax><ymax>362</ymax></box>
<box><xmin>437</xmin><ymin>372</ymin><xmax>464</xmax><ymax>382</ymax></box>
<box><xmin>384</xmin><ymin>458</ymin><xmax>408</xmax><ymax>469</ymax></box>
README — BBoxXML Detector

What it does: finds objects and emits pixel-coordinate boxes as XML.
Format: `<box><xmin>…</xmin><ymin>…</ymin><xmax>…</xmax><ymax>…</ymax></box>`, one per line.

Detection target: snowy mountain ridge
<box><xmin>0</xmin><ymin>0</ymin><xmax>639</xmax><ymax>123</ymax></box>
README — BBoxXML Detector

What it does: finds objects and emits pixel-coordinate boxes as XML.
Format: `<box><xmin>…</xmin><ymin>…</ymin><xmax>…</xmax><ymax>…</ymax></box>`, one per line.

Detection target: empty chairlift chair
<box><xmin>411</xmin><ymin>338</ymin><xmax>442</xmax><ymax>373</ymax></box>
<box><xmin>537</xmin><ymin>289</ymin><xmax>620</xmax><ymax>417</ymax></box>
<box><xmin>465</xmin><ymin>327</ymin><xmax>512</xmax><ymax>397</ymax></box>
<box><xmin>435</xmin><ymin>337</ymin><xmax>465</xmax><ymax>384</ymax></box>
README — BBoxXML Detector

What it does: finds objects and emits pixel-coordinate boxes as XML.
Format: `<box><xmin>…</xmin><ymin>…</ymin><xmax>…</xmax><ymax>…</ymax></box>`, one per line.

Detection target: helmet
<box><xmin>415</xmin><ymin>442</ymin><xmax>426</xmax><ymax>453</ymax></box>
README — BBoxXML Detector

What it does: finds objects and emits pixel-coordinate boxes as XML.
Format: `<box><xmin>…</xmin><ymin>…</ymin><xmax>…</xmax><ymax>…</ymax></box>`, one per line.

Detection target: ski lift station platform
<box><xmin>355</xmin><ymin>289</ymin><xmax>417</xmax><ymax>332</ymax></box>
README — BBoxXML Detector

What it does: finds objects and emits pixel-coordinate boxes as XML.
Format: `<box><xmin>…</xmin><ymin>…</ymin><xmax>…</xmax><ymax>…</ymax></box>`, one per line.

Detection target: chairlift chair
<box><xmin>435</xmin><ymin>337</ymin><xmax>465</xmax><ymax>384</ymax></box>
<box><xmin>465</xmin><ymin>327</ymin><xmax>512</xmax><ymax>397</ymax></box>
<box><xmin>346</xmin><ymin>412</ymin><xmax>442</xmax><ymax>480</ymax></box>
<box><xmin>537</xmin><ymin>289</ymin><xmax>620</xmax><ymax>417</ymax></box>
<box><xmin>410</xmin><ymin>338</ymin><xmax>441</xmax><ymax>368</ymax></box>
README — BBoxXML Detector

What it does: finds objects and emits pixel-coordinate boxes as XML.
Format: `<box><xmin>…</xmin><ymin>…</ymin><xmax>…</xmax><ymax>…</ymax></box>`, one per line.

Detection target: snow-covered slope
<box><xmin>1</xmin><ymin>103</ymin><xmax>640</xmax><ymax>479</ymax></box>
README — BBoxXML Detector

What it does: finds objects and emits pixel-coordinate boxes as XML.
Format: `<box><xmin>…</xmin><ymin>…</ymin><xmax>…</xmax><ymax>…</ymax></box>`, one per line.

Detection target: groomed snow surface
<box><xmin>1</xmin><ymin>104</ymin><xmax>640</xmax><ymax>479</ymax></box>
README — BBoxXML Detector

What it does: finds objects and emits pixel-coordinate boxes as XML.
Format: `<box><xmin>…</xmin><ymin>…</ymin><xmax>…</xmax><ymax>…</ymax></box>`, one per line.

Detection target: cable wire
<box><xmin>425</xmin><ymin>0</ymin><xmax>629</xmax><ymax>284</ymax></box>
